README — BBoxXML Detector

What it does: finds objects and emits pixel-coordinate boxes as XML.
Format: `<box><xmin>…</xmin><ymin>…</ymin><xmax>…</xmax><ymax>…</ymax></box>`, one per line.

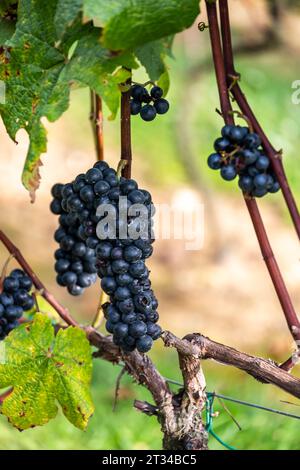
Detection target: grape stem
<box><xmin>91</xmin><ymin>291</ymin><xmax>108</xmax><ymax>329</ymax></box>
<box><xmin>120</xmin><ymin>78</ymin><xmax>132</xmax><ymax>179</ymax></box>
<box><xmin>219</xmin><ymin>0</ymin><xmax>300</xmax><ymax>240</ymax></box>
<box><xmin>90</xmin><ymin>90</ymin><xmax>104</xmax><ymax>161</ymax></box>
<box><xmin>205</xmin><ymin>1</ymin><xmax>300</xmax><ymax>348</ymax></box>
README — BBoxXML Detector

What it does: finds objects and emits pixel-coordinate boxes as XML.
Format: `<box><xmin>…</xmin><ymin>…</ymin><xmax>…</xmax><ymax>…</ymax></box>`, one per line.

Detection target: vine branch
<box><xmin>219</xmin><ymin>0</ymin><xmax>300</xmax><ymax>240</ymax></box>
<box><xmin>1</xmin><ymin>229</ymin><xmax>299</xmax><ymax>448</ymax></box>
<box><xmin>90</xmin><ymin>90</ymin><xmax>104</xmax><ymax>161</ymax></box>
<box><xmin>205</xmin><ymin>0</ymin><xmax>300</xmax><ymax>346</ymax></box>
<box><xmin>120</xmin><ymin>79</ymin><xmax>132</xmax><ymax>179</ymax></box>
<box><xmin>163</xmin><ymin>332</ymin><xmax>300</xmax><ymax>398</ymax></box>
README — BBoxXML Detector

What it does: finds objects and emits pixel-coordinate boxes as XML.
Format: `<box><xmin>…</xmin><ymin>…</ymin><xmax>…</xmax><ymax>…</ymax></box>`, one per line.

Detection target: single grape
<box><xmin>85</xmin><ymin>168</ymin><xmax>102</xmax><ymax>184</ymax></box>
<box><xmin>238</xmin><ymin>175</ymin><xmax>253</xmax><ymax>193</ymax></box>
<box><xmin>244</xmin><ymin>133</ymin><xmax>261</xmax><ymax>149</ymax></box>
<box><xmin>130</xmin><ymin>100</ymin><xmax>142</xmax><ymax>115</ymax></box>
<box><xmin>154</xmin><ymin>98</ymin><xmax>169</xmax><ymax>114</ymax></box>
<box><xmin>128</xmin><ymin>190</ymin><xmax>146</xmax><ymax>204</ymax></box>
<box><xmin>269</xmin><ymin>181</ymin><xmax>280</xmax><ymax>193</ymax></box>
<box><xmin>61</xmin><ymin>271</ymin><xmax>77</xmax><ymax>286</ymax></box>
<box><xmin>242</xmin><ymin>149</ymin><xmax>258</xmax><ymax>166</ymax></box>
<box><xmin>96</xmin><ymin>242</ymin><xmax>112</xmax><ymax>260</ymax></box>
<box><xmin>136</xmin><ymin>335</ymin><xmax>153</xmax><ymax>353</ymax></box>
<box><xmin>73</xmin><ymin>242</ymin><xmax>87</xmax><ymax>257</ymax></box>
<box><xmin>229</xmin><ymin>125</ymin><xmax>248</xmax><ymax>143</ymax></box>
<box><xmin>55</xmin><ymin>259</ymin><xmax>70</xmax><ymax>273</ymax></box>
<box><xmin>101</xmin><ymin>276</ymin><xmax>117</xmax><ymax>295</ymax></box>
<box><xmin>114</xmin><ymin>287</ymin><xmax>131</xmax><ymax>301</ymax></box>
<box><xmin>207</xmin><ymin>153</ymin><xmax>222</xmax><ymax>170</ymax></box>
<box><xmin>252</xmin><ymin>187</ymin><xmax>268</xmax><ymax>198</ymax></box>
<box><xmin>253</xmin><ymin>173</ymin><xmax>268</xmax><ymax>188</ymax></box>
<box><xmin>214</xmin><ymin>137</ymin><xmax>231</xmax><ymax>152</ymax></box>
<box><xmin>129</xmin><ymin>321</ymin><xmax>147</xmax><ymax>338</ymax></box>
<box><xmin>147</xmin><ymin>323</ymin><xmax>162</xmax><ymax>340</ymax></box>
<box><xmin>6</xmin><ymin>305</ymin><xmax>23</xmax><ymax>320</ymax></box>
<box><xmin>51</xmin><ymin>183</ymin><xmax>64</xmax><ymax>199</ymax></box>
<box><xmin>150</xmin><ymin>86</ymin><xmax>163</xmax><ymax>99</ymax></box>
<box><xmin>114</xmin><ymin>323</ymin><xmax>128</xmax><ymax>338</ymax></box>
<box><xmin>80</xmin><ymin>185</ymin><xmax>95</xmax><ymax>203</ymax></box>
<box><xmin>111</xmin><ymin>259</ymin><xmax>130</xmax><ymax>274</ymax></box>
<box><xmin>140</xmin><ymin>105</ymin><xmax>156</xmax><ymax>122</ymax></box>
<box><xmin>67</xmin><ymin>284</ymin><xmax>84</xmax><ymax>296</ymax></box>
<box><xmin>220</xmin><ymin>165</ymin><xmax>237</xmax><ymax>181</ymax></box>
<box><xmin>3</xmin><ymin>276</ymin><xmax>19</xmax><ymax>293</ymax></box>
<box><xmin>93</xmin><ymin>161</ymin><xmax>109</xmax><ymax>172</ymax></box>
<box><xmin>255</xmin><ymin>155</ymin><xmax>270</xmax><ymax>171</ymax></box>
<box><xmin>131</xmin><ymin>85</ymin><xmax>145</xmax><ymax>101</ymax></box>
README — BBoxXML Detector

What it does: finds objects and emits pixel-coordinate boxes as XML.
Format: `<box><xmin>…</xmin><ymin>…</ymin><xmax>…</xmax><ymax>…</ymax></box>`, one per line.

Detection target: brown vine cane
<box><xmin>219</xmin><ymin>0</ymin><xmax>300</xmax><ymax>240</ymax></box>
<box><xmin>205</xmin><ymin>1</ymin><xmax>300</xmax><ymax>350</ymax></box>
<box><xmin>90</xmin><ymin>91</ymin><xmax>104</xmax><ymax>162</ymax></box>
<box><xmin>120</xmin><ymin>80</ymin><xmax>132</xmax><ymax>179</ymax></box>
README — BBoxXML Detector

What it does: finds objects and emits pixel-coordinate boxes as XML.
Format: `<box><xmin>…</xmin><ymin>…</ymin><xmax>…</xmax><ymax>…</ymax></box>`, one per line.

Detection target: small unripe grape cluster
<box><xmin>207</xmin><ymin>125</ymin><xmax>280</xmax><ymax>198</ymax></box>
<box><xmin>130</xmin><ymin>84</ymin><xmax>169</xmax><ymax>122</ymax></box>
<box><xmin>50</xmin><ymin>161</ymin><xmax>161</xmax><ymax>353</ymax></box>
<box><xmin>0</xmin><ymin>269</ymin><xmax>35</xmax><ymax>340</ymax></box>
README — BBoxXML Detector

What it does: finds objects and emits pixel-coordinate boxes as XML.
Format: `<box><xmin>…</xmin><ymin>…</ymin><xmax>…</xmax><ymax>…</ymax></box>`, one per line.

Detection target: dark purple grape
<box><xmin>136</xmin><ymin>335</ymin><xmax>153</xmax><ymax>353</ymax></box>
<box><xmin>140</xmin><ymin>105</ymin><xmax>156</xmax><ymax>122</ymax></box>
<box><xmin>51</xmin><ymin>183</ymin><xmax>64</xmax><ymax>199</ymax></box>
<box><xmin>50</xmin><ymin>199</ymin><xmax>62</xmax><ymax>215</ymax></box>
<box><xmin>3</xmin><ymin>277</ymin><xmax>19</xmax><ymax>293</ymax></box>
<box><xmin>85</xmin><ymin>168</ymin><xmax>102</xmax><ymax>184</ymax></box>
<box><xmin>129</xmin><ymin>321</ymin><xmax>147</xmax><ymax>338</ymax></box>
<box><xmin>154</xmin><ymin>98</ymin><xmax>169</xmax><ymax>114</ymax></box>
<box><xmin>150</xmin><ymin>86</ymin><xmax>163</xmax><ymax>99</ymax></box>
<box><xmin>130</xmin><ymin>100</ymin><xmax>141</xmax><ymax>115</ymax></box>
<box><xmin>207</xmin><ymin>153</ymin><xmax>222</xmax><ymax>170</ymax></box>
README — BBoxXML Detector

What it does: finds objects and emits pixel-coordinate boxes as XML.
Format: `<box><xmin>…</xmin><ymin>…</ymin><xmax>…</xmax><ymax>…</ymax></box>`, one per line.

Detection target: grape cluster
<box><xmin>207</xmin><ymin>125</ymin><xmax>280</xmax><ymax>198</ymax></box>
<box><xmin>130</xmin><ymin>84</ymin><xmax>169</xmax><ymax>122</ymax></box>
<box><xmin>50</xmin><ymin>161</ymin><xmax>161</xmax><ymax>353</ymax></box>
<box><xmin>50</xmin><ymin>182</ymin><xmax>98</xmax><ymax>296</ymax></box>
<box><xmin>0</xmin><ymin>269</ymin><xmax>34</xmax><ymax>340</ymax></box>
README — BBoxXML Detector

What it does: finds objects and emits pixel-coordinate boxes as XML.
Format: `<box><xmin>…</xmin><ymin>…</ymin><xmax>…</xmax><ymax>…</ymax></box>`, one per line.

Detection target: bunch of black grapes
<box><xmin>50</xmin><ymin>182</ymin><xmax>98</xmax><ymax>296</ymax></box>
<box><xmin>50</xmin><ymin>161</ymin><xmax>161</xmax><ymax>353</ymax></box>
<box><xmin>207</xmin><ymin>125</ymin><xmax>280</xmax><ymax>198</ymax></box>
<box><xmin>130</xmin><ymin>84</ymin><xmax>169</xmax><ymax>122</ymax></box>
<box><xmin>0</xmin><ymin>269</ymin><xmax>35</xmax><ymax>340</ymax></box>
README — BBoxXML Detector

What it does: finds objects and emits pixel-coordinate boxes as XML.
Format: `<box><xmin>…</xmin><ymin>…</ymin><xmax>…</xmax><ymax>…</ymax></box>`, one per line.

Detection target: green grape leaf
<box><xmin>135</xmin><ymin>36</ymin><xmax>174</xmax><ymax>82</ymax></box>
<box><xmin>0</xmin><ymin>0</ymin><xmax>136</xmax><ymax>199</ymax></box>
<box><xmin>54</xmin><ymin>0</ymin><xmax>83</xmax><ymax>39</ymax></box>
<box><xmin>0</xmin><ymin>314</ymin><xmax>94</xmax><ymax>431</ymax></box>
<box><xmin>83</xmin><ymin>0</ymin><xmax>200</xmax><ymax>51</ymax></box>
<box><xmin>0</xmin><ymin>18</ymin><xmax>16</xmax><ymax>44</ymax></box>
<box><xmin>157</xmin><ymin>69</ymin><xmax>170</xmax><ymax>96</ymax></box>
<box><xmin>0</xmin><ymin>0</ymin><xmax>69</xmax><ymax>200</ymax></box>
<box><xmin>61</xmin><ymin>29</ymin><xmax>137</xmax><ymax>119</ymax></box>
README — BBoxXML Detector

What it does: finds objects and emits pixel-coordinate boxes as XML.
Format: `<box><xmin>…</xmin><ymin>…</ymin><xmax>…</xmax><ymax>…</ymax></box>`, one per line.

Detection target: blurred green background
<box><xmin>0</xmin><ymin>0</ymin><xmax>300</xmax><ymax>450</ymax></box>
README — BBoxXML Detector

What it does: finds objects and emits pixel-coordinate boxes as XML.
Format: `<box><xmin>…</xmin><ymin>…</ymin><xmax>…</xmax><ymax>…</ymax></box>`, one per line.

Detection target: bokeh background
<box><xmin>0</xmin><ymin>0</ymin><xmax>300</xmax><ymax>450</ymax></box>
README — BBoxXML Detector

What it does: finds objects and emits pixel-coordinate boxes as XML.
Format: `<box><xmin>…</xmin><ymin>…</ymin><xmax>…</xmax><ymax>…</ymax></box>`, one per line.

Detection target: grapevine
<box><xmin>50</xmin><ymin>160</ymin><xmax>161</xmax><ymax>353</ymax></box>
<box><xmin>0</xmin><ymin>0</ymin><xmax>299</xmax><ymax>453</ymax></box>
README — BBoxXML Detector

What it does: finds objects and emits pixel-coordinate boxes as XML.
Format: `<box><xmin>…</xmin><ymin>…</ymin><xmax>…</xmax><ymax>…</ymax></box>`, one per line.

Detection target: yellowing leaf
<box><xmin>0</xmin><ymin>314</ymin><xmax>94</xmax><ymax>431</ymax></box>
